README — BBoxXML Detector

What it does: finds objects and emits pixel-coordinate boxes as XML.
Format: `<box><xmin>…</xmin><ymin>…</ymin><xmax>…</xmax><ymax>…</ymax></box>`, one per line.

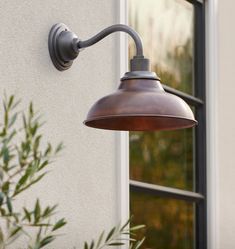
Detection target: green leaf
<box><xmin>34</xmin><ymin>199</ymin><xmax>41</xmax><ymax>224</ymax></box>
<box><xmin>129</xmin><ymin>243</ymin><xmax>134</xmax><ymax>249</ymax></box>
<box><xmin>33</xmin><ymin>135</ymin><xmax>42</xmax><ymax>153</ymax></box>
<box><xmin>129</xmin><ymin>225</ymin><xmax>146</xmax><ymax>231</ymax></box>
<box><xmin>7</xmin><ymin>130</ymin><xmax>17</xmax><ymax>143</ymax></box>
<box><xmin>39</xmin><ymin>235</ymin><xmax>55</xmax><ymax>248</ymax></box>
<box><xmin>31</xmin><ymin>242</ymin><xmax>40</xmax><ymax>249</ymax></box>
<box><xmin>0</xmin><ymin>227</ymin><xmax>4</xmax><ymax>246</ymax></box>
<box><xmin>108</xmin><ymin>242</ymin><xmax>125</xmax><ymax>246</ymax></box>
<box><xmin>4</xmin><ymin>109</ymin><xmax>8</xmax><ymax>127</ymax></box>
<box><xmin>21</xmin><ymin>140</ymin><xmax>31</xmax><ymax>154</ymax></box>
<box><xmin>121</xmin><ymin>217</ymin><xmax>131</xmax><ymax>231</ymax></box>
<box><xmin>23</xmin><ymin>207</ymin><xmax>31</xmax><ymax>222</ymax></box>
<box><xmin>9</xmin><ymin>226</ymin><xmax>21</xmax><ymax>238</ymax></box>
<box><xmin>11</xmin><ymin>98</ymin><xmax>21</xmax><ymax>110</ymax></box>
<box><xmin>14</xmin><ymin>172</ymin><xmax>47</xmax><ymax>196</ymax></box>
<box><xmin>105</xmin><ymin>227</ymin><xmax>116</xmax><ymax>242</ymax></box>
<box><xmin>84</xmin><ymin>242</ymin><xmax>89</xmax><ymax>249</ymax></box>
<box><xmin>2</xmin><ymin>181</ymin><xmax>10</xmax><ymax>194</ymax></box>
<box><xmin>31</xmin><ymin>123</ymin><xmax>38</xmax><ymax>137</ymax></box>
<box><xmin>96</xmin><ymin>230</ymin><xmax>104</xmax><ymax>249</ymax></box>
<box><xmin>8</xmin><ymin>95</ymin><xmax>14</xmax><ymax>109</ymax></box>
<box><xmin>42</xmin><ymin>204</ymin><xmax>57</xmax><ymax>218</ymax></box>
<box><xmin>44</xmin><ymin>143</ymin><xmax>52</xmax><ymax>156</ymax></box>
<box><xmin>23</xmin><ymin>114</ymin><xmax>27</xmax><ymax>129</ymax></box>
<box><xmin>2</xmin><ymin>146</ymin><xmax>10</xmax><ymax>165</ymax></box>
<box><xmin>15</xmin><ymin>171</ymin><xmax>30</xmax><ymax>191</ymax></box>
<box><xmin>0</xmin><ymin>170</ymin><xmax>3</xmax><ymax>181</ymax></box>
<box><xmin>6</xmin><ymin>196</ymin><xmax>13</xmax><ymax>214</ymax></box>
<box><xmin>27</xmin><ymin>161</ymin><xmax>40</xmax><ymax>179</ymax></box>
<box><xmin>89</xmin><ymin>240</ymin><xmax>94</xmax><ymax>249</ymax></box>
<box><xmin>36</xmin><ymin>226</ymin><xmax>42</xmax><ymax>241</ymax></box>
<box><xmin>9</xmin><ymin>113</ymin><xmax>18</xmax><ymax>128</ymax></box>
<box><xmin>133</xmin><ymin>237</ymin><xmax>145</xmax><ymax>249</ymax></box>
<box><xmin>0</xmin><ymin>128</ymin><xmax>6</xmax><ymax>137</ymax></box>
<box><xmin>32</xmin><ymin>172</ymin><xmax>47</xmax><ymax>184</ymax></box>
<box><xmin>52</xmin><ymin>218</ymin><xmax>66</xmax><ymax>231</ymax></box>
<box><xmin>55</xmin><ymin>142</ymin><xmax>64</xmax><ymax>154</ymax></box>
<box><xmin>38</xmin><ymin>160</ymin><xmax>49</xmax><ymax>171</ymax></box>
<box><xmin>29</xmin><ymin>102</ymin><xmax>34</xmax><ymax>116</ymax></box>
<box><xmin>0</xmin><ymin>208</ymin><xmax>6</xmax><ymax>216</ymax></box>
<box><xmin>0</xmin><ymin>192</ymin><xmax>4</xmax><ymax>206</ymax></box>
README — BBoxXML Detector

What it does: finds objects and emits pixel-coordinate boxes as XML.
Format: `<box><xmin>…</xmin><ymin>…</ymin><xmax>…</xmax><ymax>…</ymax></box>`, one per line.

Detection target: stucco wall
<box><xmin>0</xmin><ymin>0</ymin><xmax>119</xmax><ymax>248</ymax></box>
<box><xmin>217</xmin><ymin>0</ymin><xmax>235</xmax><ymax>248</ymax></box>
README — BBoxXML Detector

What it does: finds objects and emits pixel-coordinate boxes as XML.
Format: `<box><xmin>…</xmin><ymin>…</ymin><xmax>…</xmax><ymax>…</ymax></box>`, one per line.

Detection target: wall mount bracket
<box><xmin>48</xmin><ymin>23</ymin><xmax>79</xmax><ymax>71</ymax></box>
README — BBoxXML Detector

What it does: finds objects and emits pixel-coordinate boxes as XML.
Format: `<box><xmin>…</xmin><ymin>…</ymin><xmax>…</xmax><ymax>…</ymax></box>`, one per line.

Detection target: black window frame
<box><xmin>129</xmin><ymin>0</ymin><xmax>207</xmax><ymax>248</ymax></box>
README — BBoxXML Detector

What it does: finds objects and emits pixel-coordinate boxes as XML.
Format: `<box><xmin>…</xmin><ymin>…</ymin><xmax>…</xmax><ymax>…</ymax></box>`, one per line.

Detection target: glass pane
<box><xmin>130</xmin><ymin>127</ymin><xmax>195</xmax><ymax>191</ymax></box>
<box><xmin>129</xmin><ymin>0</ymin><xmax>194</xmax><ymax>95</ymax></box>
<box><xmin>130</xmin><ymin>192</ymin><xmax>195</xmax><ymax>249</ymax></box>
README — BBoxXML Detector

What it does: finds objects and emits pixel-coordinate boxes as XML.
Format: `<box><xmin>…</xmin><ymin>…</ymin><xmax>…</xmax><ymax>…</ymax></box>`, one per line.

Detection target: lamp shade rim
<box><xmin>84</xmin><ymin>114</ymin><xmax>198</xmax><ymax>131</ymax></box>
<box><xmin>85</xmin><ymin>114</ymin><xmax>198</xmax><ymax>122</ymax></box>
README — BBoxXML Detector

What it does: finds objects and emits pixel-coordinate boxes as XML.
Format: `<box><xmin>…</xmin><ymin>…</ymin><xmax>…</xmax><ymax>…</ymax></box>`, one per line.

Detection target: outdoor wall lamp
<box><xmin>48</xmin><ymin>23</ymin><xmax>197</xmax><ymax>131</ymax></box>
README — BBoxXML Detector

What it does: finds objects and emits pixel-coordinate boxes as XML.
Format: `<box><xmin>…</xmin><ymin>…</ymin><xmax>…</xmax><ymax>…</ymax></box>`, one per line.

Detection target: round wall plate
<box><xmin>48</xmin><ymin>23</ymin><xmax>73</xmax><ymax>71</ymax></box>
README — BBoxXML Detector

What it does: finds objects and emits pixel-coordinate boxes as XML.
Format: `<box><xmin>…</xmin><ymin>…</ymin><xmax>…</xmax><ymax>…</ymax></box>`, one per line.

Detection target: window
<box><xmin>129</xmin><ymin>0</ymin><xmax>206</xmax><ymax>248</ymax></box>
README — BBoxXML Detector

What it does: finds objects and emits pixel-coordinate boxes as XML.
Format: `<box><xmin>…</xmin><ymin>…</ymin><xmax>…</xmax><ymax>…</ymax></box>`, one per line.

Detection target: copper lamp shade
<box><xmin>84</xmin><ymin>72</ymin><xmax>197</xmax><ymax>131</ymax></box>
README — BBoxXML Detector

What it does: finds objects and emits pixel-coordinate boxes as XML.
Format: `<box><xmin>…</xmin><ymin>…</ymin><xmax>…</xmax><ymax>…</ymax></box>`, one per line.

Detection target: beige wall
<box><xmin>0</xmin><ymin>0</ymin><xmax>120</xmax><ymax>248</ymax></box>
<box><xmin>217</xmin><ymin>0</ymin><xmax>235</xmax><ymax>248</ymax></box>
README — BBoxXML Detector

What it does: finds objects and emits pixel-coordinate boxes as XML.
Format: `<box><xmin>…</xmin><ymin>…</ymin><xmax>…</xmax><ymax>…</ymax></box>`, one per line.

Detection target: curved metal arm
<box><xmin>48</xmin><ymin>23</ymin><xmax>149</xmax><ymax>71</ymax></box>
<box><xmin>77</xmin><ymin>24</ymin><xmax>143</xmax><ymax>56</ymax></box>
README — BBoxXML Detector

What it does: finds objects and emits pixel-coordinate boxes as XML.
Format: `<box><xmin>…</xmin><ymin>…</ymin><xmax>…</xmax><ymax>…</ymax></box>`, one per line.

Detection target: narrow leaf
<box><xmin>96</xmin><ymin>230</ymin><xmax>104</xmax><ymax>249</ymax></box>
<box><xmin>121</xmin><ymin>217</ymin><xmax>132</xmax><ymax>231</ymax></box>
<box><xmin>23</xmin><ymin>207</ymin><xmax>31</xmax><ymax>222</ymax></box>
<box><xmin>108</xmin><ymin>242</ymin><xmax>125</xmax><ymax>246</ymax></box>
<box><xmin>0</xmin><ymin>192</ymin><xmax>4</xmax><ymax>206</ymax></box>
<box><xmin>0</xmin><ymin>227</ymin><xmax>4</xmax><ymax>245</ymax></box>
<box><xmin>39</xmin><ymin>235</ymin><xmax>55</xmax><ymax>248</ymax></box>
<box><xmin>15</xmin><ymin>171</ymin><xmax>30</xmax><ymax>191</ymax></box>
<box><xmin>105</xmin><ymin>227</ymin><xmax>116</xmax><ymax>242</ymax></box>
<box><xmin>14</xmin><ymin>172</ymin><xmax>47</xmax><ymax>196</ymax></box>
<box><xmin>6</xmin><ymin>196</ymin><xmax>13</xmax><ymax>214</ymax></box>
<box><xmin>89</xmin><ymin>240</ymin><xmax>94</xmax><ymax>249</ymax></box>
<box><xmin>42</xmin><ymin>204</ymin><xmax>57</xmax><ymax>218</ymax></box>
<box><xmin>8</xmin><ymin>95</ymin><xmax>14</xmax><ymax>109</ymax></box>
<box><xmin>9</xmin><ymin>113</ymin><xmax>18</xmax><ymax>128</ymax></box>
<box><xmin>84</xmin><ymin>242</ymin><xmax>89</xmax><ymax>249</ymax></box>
<box><xmin>9</xmin><ymin>226</ymin><xmax>21</xmax><ymax>238</ymax></box>
<box><xmin>2</xmin><ymin>181</ymin><xmax>10</xmax><ymax>194</ymax></box>
<box><xmin>55</xmin><ymin>142</ymin><xmax>64</xmax><ymax>154</ymax></box>
<box><xmin>34</xmin><ymin>199</ymin><xmax>41</xmax><ymax>224</ymax></box>
<box><xmin>52</xmin><ymin>218</ymin><xmax>66</xmax><ymax>231</ymax></box>
<box><xmin>130</xmin><ymin>225</ymin><xmax>145</xmax><ymax>231</ymax></box>
<box><xmin>133</xmin><ymin>237</ymin><xmax>145</xmax><ymax>249</ymax></box>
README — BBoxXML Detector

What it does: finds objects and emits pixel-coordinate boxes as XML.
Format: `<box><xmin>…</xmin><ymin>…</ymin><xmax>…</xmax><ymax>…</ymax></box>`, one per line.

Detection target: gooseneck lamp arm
<box><xmin>77</xmin><ymin>24</ymin><xmax>143</xmax><ymax>56</ymax></box>
<box><xmin>48</xmin><ymin>23</ymin><xmax>150</xmax><ymax>71</ymax></box>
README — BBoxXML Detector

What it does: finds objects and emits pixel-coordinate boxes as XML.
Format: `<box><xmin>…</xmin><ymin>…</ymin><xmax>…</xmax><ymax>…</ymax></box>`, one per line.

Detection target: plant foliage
<box><xmin>0</xmin><ymin>94</ymin><xmax>66</xmax><ymax>249</ymax></box>
<box><xmin>83</xmin><ymin>217</ymin><xmax>145</xmax><ymax>249</ymax></box>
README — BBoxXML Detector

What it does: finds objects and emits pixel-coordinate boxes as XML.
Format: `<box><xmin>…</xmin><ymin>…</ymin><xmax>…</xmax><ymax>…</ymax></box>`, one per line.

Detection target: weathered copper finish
<box><xmin>84</xmin><ymin>78</ymin><xmax>197</xmax><ymax>131</ymax></box>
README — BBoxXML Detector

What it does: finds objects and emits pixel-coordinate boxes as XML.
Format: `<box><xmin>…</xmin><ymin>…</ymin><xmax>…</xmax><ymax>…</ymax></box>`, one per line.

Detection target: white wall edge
<box><xmin>205</xmin><ymin>0</ymin><xmax>219</xmax><ymax>248</ymax></box>
<box><xmin>116</xmin><ymin>0</ymin><xmax>129</xmax><ymax>236</ymax></box>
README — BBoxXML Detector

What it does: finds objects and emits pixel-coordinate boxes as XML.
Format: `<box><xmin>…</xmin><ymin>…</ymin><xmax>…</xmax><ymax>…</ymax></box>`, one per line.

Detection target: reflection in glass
<box><xmin>129</xmin><ymin>0</ymin><xmax>194</xmax><ymax>95</ymax></box>
<box><xmin>130</xmin><ymin>192</ymin><xmax>195</xmax><ymax>249</ymax></box>
<box><xmin>130</xmin><ymin>128</ymin><xmax>195</xmax><ymax>191</ymax></box>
